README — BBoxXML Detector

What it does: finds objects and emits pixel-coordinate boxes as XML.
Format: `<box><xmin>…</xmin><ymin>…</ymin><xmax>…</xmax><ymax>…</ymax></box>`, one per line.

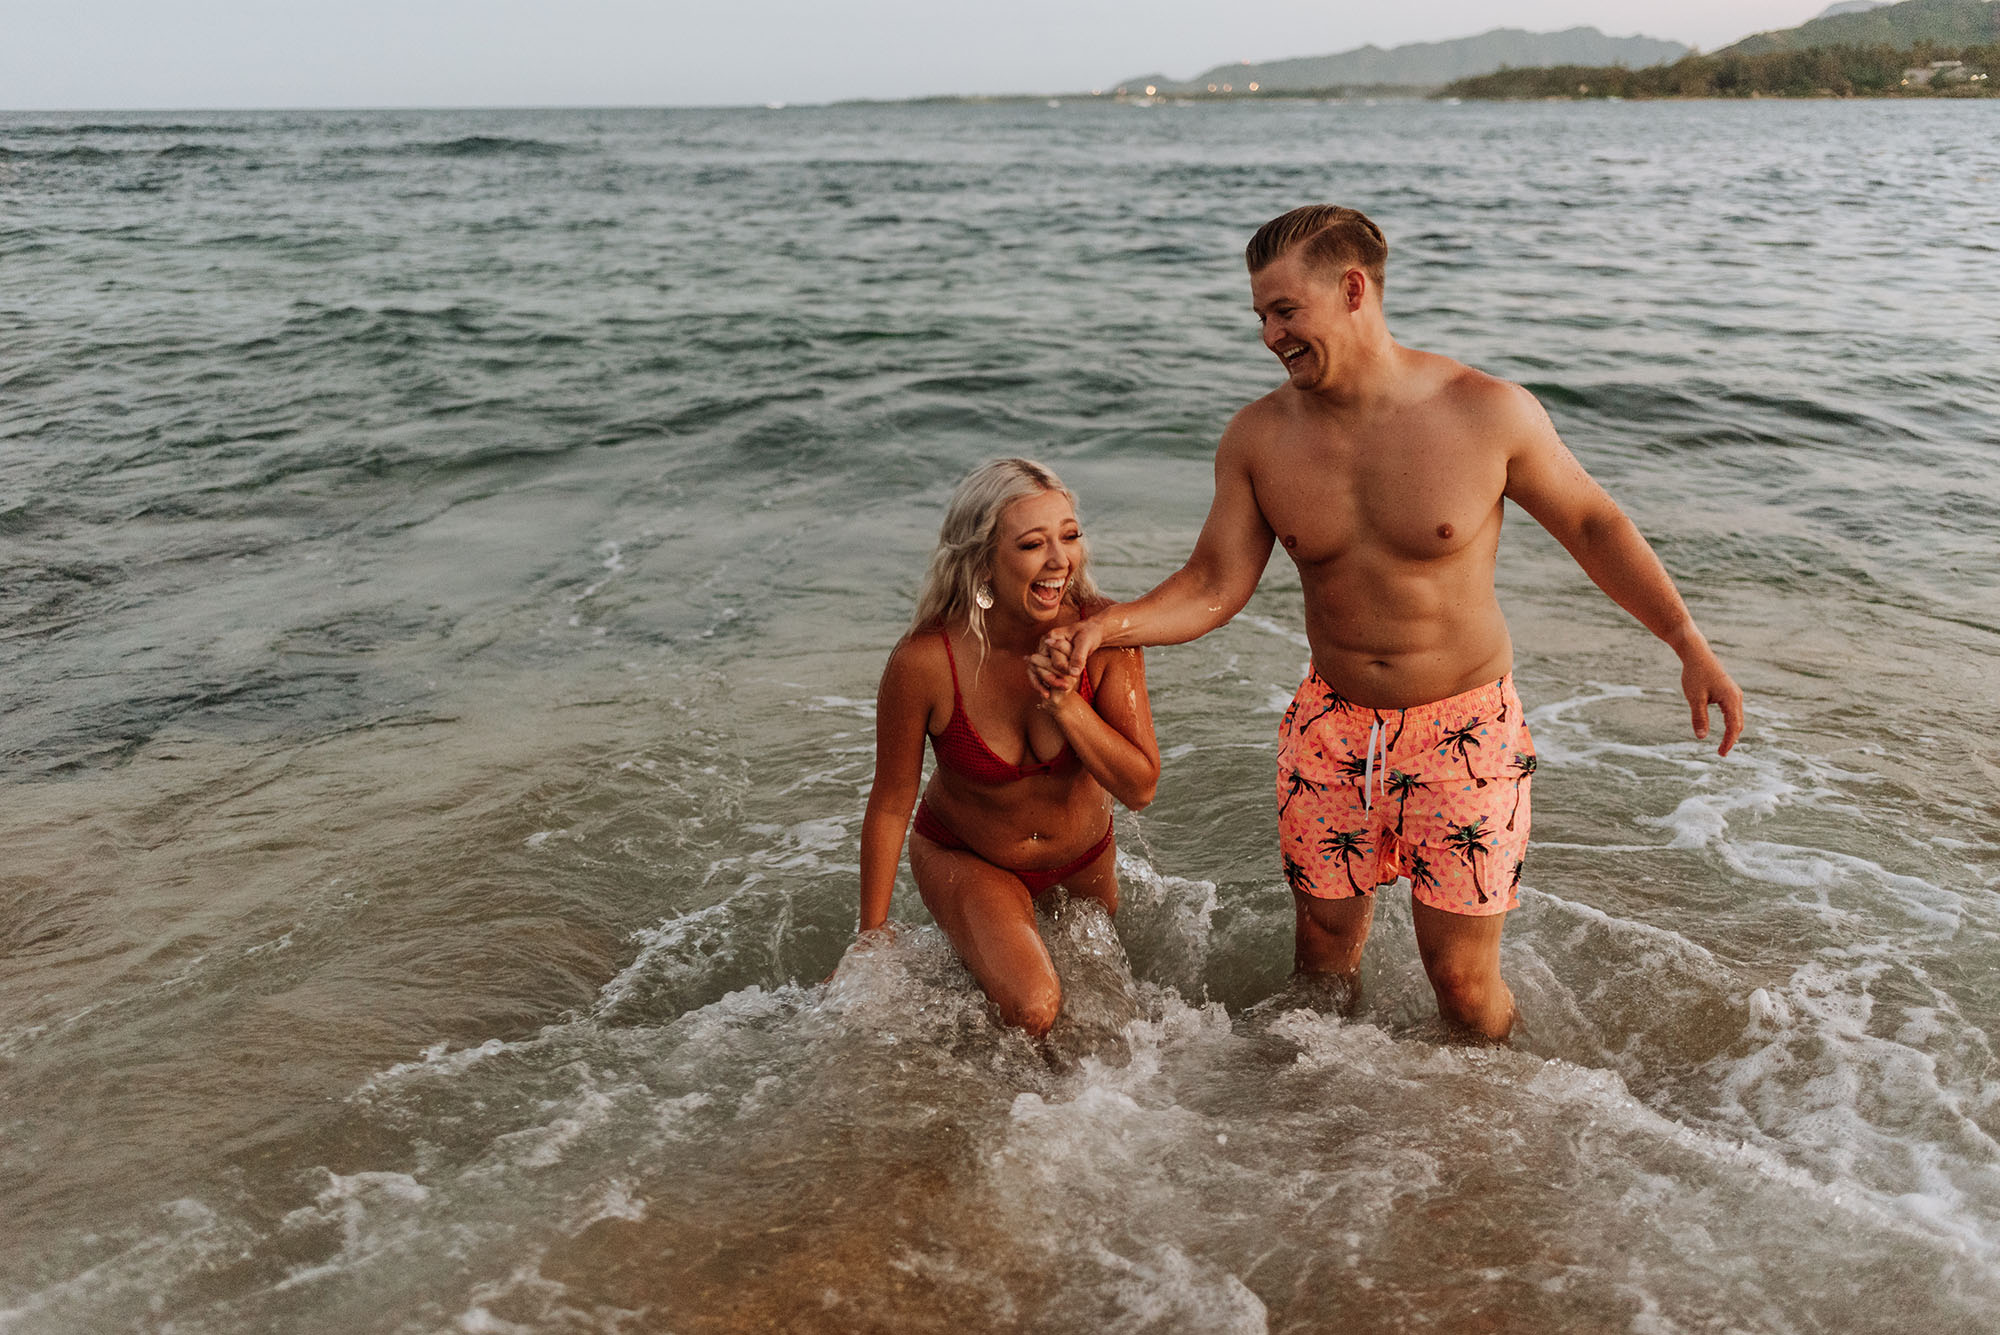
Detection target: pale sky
<box><xmin>3</xmin><ymin>1</ymin><xmax>1846</xmax><ymax>110</ymax></box>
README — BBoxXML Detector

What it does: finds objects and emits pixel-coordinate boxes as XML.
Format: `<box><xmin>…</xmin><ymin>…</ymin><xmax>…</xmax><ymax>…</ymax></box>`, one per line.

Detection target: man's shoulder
<box><xmin>1412</xmin><ymin>352</ymin><xmax>1547</xmax><ymax>438</ymax></box>
<box><xmin>1221</xmin><ymin>386</ymin><xmax>1305</xmax><ymax>446</ymax></box>
<box><xmin>1225</xmin><ymin>387</ymin><xmax>1290</xmax><ymax>431</ymax></box>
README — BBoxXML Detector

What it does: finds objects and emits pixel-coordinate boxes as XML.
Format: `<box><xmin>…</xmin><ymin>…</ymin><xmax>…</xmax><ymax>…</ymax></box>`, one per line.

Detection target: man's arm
<box><xmin>1498</xmin><ymin>384</ymin><xmax>1745</xmax><ymax>755</ymax></box>
<box><xmin>1044</xmin><ymin>417</ymin><xmax>1278</xmax><ymax>677</ymax></box>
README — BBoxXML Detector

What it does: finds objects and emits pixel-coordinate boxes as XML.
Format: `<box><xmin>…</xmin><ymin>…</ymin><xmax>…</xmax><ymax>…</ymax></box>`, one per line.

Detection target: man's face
<box><xmin>1250</xmin><ymin>250</ymin><xmax>1354</xmax><ymax>391</ymax></box>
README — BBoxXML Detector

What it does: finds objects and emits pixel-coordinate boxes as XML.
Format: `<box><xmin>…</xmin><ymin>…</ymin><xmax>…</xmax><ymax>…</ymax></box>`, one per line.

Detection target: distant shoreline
<box><xmin>861</xmin><ymin>38</ymin><xmax>1999</xmax><ymax>107</ymax></box>
<box><xmin>841</xmin><ymin>87</ymin><xmax>1995</xmax><ymax>107</ymax></box>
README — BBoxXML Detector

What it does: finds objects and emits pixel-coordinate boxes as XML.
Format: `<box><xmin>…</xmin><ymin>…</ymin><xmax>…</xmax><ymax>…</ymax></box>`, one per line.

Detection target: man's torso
<box><xmin>1238</xmin><ymin>349</ymin><xmax>1520</xmax><ymax>708</ymax></box>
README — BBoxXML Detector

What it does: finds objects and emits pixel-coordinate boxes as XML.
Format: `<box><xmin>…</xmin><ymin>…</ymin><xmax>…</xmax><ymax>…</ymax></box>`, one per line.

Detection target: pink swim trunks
<box><xmin>1276</xmin><ymin>668</ymin><xmax>1535</xmax><ymax>917</ymax></box>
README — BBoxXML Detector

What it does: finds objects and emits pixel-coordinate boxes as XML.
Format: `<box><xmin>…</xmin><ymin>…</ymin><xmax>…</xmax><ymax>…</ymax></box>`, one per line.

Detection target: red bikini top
<box><xmin>929</xmin><ymin>628</ymin><xmax>1096</xmax><ymax>783</ymax></box>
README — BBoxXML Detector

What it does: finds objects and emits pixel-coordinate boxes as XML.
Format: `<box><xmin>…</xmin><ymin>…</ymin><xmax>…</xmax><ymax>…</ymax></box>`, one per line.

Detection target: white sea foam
<box><xmin>274</xmin><ymin>1171</ymin><xmax>433</xmax><ymax>1291</ymax></box>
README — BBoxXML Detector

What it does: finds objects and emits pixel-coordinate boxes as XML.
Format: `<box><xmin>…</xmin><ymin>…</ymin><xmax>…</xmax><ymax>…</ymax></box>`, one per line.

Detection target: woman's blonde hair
<box><xmin>908</xmin><ymin>457</ymin><xmax>1101</xmax><ymax>658</ymax></box>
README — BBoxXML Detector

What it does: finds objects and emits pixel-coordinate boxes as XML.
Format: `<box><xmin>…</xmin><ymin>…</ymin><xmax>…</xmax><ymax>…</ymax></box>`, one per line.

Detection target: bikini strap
<box><xmin>938</xmin><ymin>627</ymin><xmax>963</xmax><ymax>699</ymax></box>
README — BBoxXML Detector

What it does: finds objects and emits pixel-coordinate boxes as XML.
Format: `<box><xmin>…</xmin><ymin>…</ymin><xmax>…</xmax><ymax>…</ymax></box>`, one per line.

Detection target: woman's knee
<box><xmin>997</xmin><ymin>976</ymin><xmax>1062</xmax><ymax>1036</ymax></box>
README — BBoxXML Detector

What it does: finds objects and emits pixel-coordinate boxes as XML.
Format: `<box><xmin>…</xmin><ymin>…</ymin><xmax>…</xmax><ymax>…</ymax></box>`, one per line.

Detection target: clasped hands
<box><xmin>1027</xmin><ymin>622</ymin><xmax>1100</xmax><ymax>709</ymax></box>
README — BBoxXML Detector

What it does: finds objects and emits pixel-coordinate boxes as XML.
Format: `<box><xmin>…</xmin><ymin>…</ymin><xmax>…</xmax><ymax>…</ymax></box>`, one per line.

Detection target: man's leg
<box><xmin>1293</xmin><ymin>889</ymin><xmax>1375</xmax><ymax>999</ymax></box>
<box><xmin>1411</xmin><ymin>900</ymin><xmax>1515</xmax><ymax>1041</ymax></box>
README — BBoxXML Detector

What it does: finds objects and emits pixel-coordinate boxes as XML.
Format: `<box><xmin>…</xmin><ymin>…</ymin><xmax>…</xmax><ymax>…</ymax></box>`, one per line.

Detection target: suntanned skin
<box><xmin>857</xmin><ymin>488</ymin><xmax>1160</xmax><ymax>1035</ymax></box>
<box><xmin>1039</xmin><ymin>246</ymin><xmax>1743</xmax><ymax>1041</ymax></box>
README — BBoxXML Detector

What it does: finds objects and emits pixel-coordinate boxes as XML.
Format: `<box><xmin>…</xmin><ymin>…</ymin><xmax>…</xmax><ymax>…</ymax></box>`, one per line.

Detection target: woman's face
<box><xmin>988</xmin><ymin>488</ymin><xmax>1082</xmax><ymax>625</ymax></box>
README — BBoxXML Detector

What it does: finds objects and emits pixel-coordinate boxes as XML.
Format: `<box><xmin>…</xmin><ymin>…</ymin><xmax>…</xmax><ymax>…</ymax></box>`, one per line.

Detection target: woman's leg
<box><xmin>1054</xmin><ymin>835</ymin><xmax>1119</xmax><ymax>915</ymax></box>
<box><xmin>910</xmin><ymin>833</ymin><xmax>1063</xmax><ymax>1035</ymax></box>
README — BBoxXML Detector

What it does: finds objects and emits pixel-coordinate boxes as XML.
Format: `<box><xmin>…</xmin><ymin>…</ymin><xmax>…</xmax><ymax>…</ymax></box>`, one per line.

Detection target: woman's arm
<box><xmin>858</xmin><ymin>642</ymin><xmax>932</xmax><ymax>933</ymax></box>
<box><xmin>1040</xmin><ymin>646</ymin><xmax>1160</xmax><ymax>810</ymax></box>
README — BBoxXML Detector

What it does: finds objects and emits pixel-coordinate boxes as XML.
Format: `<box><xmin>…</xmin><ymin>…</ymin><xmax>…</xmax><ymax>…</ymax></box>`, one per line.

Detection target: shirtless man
<box><xmin>1039</xmin><ymin>205</ymin><xmax>1743</xmax><ymax>1041</ymax></box>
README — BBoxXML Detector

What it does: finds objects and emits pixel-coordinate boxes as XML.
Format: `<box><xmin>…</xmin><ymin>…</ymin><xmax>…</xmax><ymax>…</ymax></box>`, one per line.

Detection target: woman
<box><xmin>856</xmin><ymin>458</ymin><xmax>1160</xmax><ymax>1035</ymax></box>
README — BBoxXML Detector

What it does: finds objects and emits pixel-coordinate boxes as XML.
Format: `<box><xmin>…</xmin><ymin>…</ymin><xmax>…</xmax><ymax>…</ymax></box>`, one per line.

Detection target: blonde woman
<box><xmin>857</xmin><ymin>458</ymin><xmax>1160</xmax><ymax>1034</ymax></box>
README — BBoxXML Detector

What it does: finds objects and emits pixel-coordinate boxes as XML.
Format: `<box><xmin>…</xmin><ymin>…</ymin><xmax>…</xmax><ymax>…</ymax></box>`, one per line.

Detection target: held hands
<box><xmin>1027</xmin><ymin>646</ymin><xmax>1077</xmax><ymax>714</ymax></box>
<box><xmin>1680</xmin><ymin>639</ymin><xmax>1745</xmax><ymax>756</ymax></box>
<box><xmin>1029</xmin><ymin>620</ymin><xmax>1103</xmax><ymax>705</ymax></box>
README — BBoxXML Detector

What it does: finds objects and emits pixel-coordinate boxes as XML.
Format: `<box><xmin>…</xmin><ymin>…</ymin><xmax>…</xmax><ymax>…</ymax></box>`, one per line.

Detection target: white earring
<box><xmin>974</xmin><ymin>582</ymin><xmax>995</xmax><ymax>610</ymax></box>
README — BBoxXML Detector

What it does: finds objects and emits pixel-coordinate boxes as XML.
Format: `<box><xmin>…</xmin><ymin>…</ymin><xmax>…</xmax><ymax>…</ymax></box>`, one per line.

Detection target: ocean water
<box><xmin>3</xmin><ymin>98</ymin><xmax>1999</xmax><ymax>1333</ymax></box>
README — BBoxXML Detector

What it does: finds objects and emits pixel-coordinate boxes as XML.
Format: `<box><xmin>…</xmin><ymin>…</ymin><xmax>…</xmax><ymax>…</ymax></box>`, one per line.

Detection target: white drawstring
<box><xmin>1362</xmin><ymin>717</ymin><xmax>1383</xmax><ymax>811</ymax></box>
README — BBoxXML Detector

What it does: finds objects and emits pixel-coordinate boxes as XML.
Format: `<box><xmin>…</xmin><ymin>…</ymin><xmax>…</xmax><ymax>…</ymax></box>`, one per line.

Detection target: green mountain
<box><xmin>1118</xmin><ymin>27</ymin><xmax>1686</xmax><ymax>95</ymax></box>
<box><xmin>1721</xmin><ymin>0</ymin><xmax>2000</xmax><ymax>55</ymax></box>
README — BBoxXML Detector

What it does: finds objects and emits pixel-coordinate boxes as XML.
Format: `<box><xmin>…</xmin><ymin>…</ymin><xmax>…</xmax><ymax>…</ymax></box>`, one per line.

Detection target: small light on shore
<box><xmin>1145</xmin><ymin>85</ymin><xmax>1157</xmax><ymax>96</ymax></box>
<box><xmin>1248</xmin><ymin>82</ymin><xmax>1259</xmax><ymax>92</ymax></box>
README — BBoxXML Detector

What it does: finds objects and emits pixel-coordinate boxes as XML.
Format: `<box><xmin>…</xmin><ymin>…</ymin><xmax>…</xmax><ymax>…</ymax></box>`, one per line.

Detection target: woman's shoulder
<box><xmin>1083</xmin><ymin>628</ymin><xmax>1144</xmax><ymax>687</ymax></box>
<box><xmin>878</xmin><ymin>627</ymin><xmax>955</xmax><ymax>727</ymax></box>
<box><xmin>884</xmin><ymin>623</ymin><xmax>953</xmax><ymax>681</ymax></box>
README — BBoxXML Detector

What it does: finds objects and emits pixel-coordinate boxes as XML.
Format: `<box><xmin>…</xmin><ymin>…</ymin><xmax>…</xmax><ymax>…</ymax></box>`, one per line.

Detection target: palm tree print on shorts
<box><xmin>1443</xmin><ymin>816</ymin><xmax>1494</xmax><ymax>904</ymax></box>
<box><xmin>1317</xmin><ymin>830</ymin><xmax>1372</xmax><ymax>895</ymax></box>
<box><xmin>1376</xmin><ymin>706</ymin><xmax>1410</xmax><ymax>749</ymax></box>
<box><xmin>1279</xmin><ymin>769</ymin><xmax>1325</xmax><ymax>816</ymax></box>
<box><xmin>1383</xmin><ymin>769</ymin><xmax>1425</xmax><ymax>836</ymax></box>
<box><xmin>1406</xmin><ymin>851</ymin><xmax>1440</xmax><ymax>896</ymax></box>
<box><xmin>1510</xmin><ymin>855</ymin><xmax>1525</xmax><ymax>894</ymax></box>
<box><xmin>1282</xmin><ymin>852</ymin><xmax>1312</xmax><ymax>896</ymax></box>
<box><xmin>1336</xmin><ymin>751</ymin><xmax>1372</xmax><ymax>785</ymax></box>
<box><xmin>1298</xmin><ymin>688</ymin><xmax>1358</xmax><ymax>736</ymax></box>
<box><xmin>1506</xmin><ymin>753</ymin><xmax>1537</xmax><ymax>830</ymax></box>
<box><xmin>1438</xmin><ymin>718</ymin><xmax>1489</xmax><ymax>787</ymax></box>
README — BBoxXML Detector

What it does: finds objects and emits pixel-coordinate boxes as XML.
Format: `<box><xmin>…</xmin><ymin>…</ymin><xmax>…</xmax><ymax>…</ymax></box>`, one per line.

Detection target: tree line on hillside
<box><xmin>1442</xmin><ymin>42</ymin><xmax>1999</xmax><ymax>98</ymax></box>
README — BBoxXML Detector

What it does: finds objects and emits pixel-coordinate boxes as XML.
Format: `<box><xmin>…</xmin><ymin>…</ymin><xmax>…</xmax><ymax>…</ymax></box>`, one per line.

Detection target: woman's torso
<box><xmin>917</xmin><ymin>621</ymin><xmax>1116</xmax><ymax>871</ymax></box>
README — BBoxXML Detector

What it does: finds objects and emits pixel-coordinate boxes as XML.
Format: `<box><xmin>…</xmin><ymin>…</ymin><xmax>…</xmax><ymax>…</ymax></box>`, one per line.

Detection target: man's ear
<box><xmin>1343</xmin><ymin>268</ymin><xmax>1367</xmax><ymax>311</ymax></box>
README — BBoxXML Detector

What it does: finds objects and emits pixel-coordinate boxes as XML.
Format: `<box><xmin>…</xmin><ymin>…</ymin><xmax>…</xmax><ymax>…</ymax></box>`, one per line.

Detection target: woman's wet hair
<box><xmin>908</xmin><ymin>456</ymin><xmax>1101</xmax><ymax>658</ymax></box>
<box><xmin>1245</xmin><ymin>204</ymin><xmax>1388</xmax><ymax>294</ymax></box>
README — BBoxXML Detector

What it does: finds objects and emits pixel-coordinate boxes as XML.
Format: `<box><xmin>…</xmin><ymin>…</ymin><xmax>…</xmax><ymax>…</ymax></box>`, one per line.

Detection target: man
<box><xmin>1039</xmin><ymin>205</ymin><xmax>1742</xmax><ymax>1041</ymax></box>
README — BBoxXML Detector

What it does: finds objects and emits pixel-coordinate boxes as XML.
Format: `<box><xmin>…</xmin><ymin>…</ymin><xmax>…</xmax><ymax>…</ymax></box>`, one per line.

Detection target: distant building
<box><xmin>1902</xmin><ymin>60</ymin><xmax>1969</xmax><ymax>88</ymax></box>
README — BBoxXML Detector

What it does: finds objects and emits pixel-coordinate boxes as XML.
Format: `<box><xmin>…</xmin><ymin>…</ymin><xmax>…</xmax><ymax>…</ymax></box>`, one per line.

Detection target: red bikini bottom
<box><xmin>912</xmin><ymin>800</ymin><xmax>1114</xmax><ymax>894</ymax></box>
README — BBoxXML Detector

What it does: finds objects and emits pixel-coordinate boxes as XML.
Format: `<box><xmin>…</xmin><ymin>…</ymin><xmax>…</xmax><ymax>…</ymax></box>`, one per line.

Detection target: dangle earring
<box><xmin>974</xmin><ymin>582</ymin><xmax>995</xmax><ymax>610</ymax></box>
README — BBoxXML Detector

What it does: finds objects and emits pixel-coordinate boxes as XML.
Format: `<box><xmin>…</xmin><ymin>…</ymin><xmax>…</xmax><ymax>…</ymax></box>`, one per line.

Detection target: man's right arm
<box><xmin>1047</xmin><ymin>417</ymin><xmax>1278</xmax><ymax>675</ymax></box>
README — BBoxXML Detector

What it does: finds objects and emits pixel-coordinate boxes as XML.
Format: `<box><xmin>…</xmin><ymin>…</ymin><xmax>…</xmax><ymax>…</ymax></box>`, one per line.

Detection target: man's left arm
<box><xmin>1497</xmin><ymin>383</ymin><xmax>1744</xmax><ymax>756</ymax></box>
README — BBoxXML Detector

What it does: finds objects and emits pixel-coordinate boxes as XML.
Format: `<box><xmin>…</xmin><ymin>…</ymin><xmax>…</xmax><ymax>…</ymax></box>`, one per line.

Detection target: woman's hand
<box><xmin>825</xmin><ymin>922</ymin><xmax>899</xmax><ymax>984</ymax></box>
<box><xmin>1027</xmin><ymin>651</ymin><xmax>1079</xmax><ymax>714</ymax></box>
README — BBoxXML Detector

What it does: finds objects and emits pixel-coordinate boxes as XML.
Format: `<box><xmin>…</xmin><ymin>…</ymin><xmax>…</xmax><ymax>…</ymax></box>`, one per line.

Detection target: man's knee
<box><xmin>1296</xmin><ymin>890</ymin><xmax>1373</xmax><ymax>940</ymax></box>
<box><xmin>1422</xmin><ymin>952</ymin><xmax>1503</xmax><ymax>1014</ymax></box>
<box><xmin>1294</xmin><ymin>890</ymin><xmax>1373</xmax><ymax>974</ymax></box>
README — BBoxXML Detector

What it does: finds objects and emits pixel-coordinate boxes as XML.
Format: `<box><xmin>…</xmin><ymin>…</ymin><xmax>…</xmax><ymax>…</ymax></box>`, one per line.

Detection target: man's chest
<box><xmin>1251</xmin><ymin>427</ymin><xmax>1507</xmax><ymax>566</ymax></box>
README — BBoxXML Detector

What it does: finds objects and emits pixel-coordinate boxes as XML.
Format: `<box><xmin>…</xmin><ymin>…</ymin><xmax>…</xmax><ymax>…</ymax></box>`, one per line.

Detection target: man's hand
<box><xmin>1680</xmin><ymin>642</ymin><xmax>1744</xmax><ymax>756</ymax></box>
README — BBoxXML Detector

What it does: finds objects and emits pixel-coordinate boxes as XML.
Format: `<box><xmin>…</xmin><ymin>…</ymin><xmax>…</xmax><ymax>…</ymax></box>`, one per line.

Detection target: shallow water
<box><xmin>3</xmin><ymin>99</ymin><xmax>1999</xmax><ymax>1332</ymax></box>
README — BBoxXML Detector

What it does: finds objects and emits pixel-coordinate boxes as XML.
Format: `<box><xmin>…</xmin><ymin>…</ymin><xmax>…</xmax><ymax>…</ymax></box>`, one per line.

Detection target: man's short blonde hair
<box><xmin>1245</xmin><ymin>205</ymin><xmax>1388</xmax><ymax>293</ymax></box>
